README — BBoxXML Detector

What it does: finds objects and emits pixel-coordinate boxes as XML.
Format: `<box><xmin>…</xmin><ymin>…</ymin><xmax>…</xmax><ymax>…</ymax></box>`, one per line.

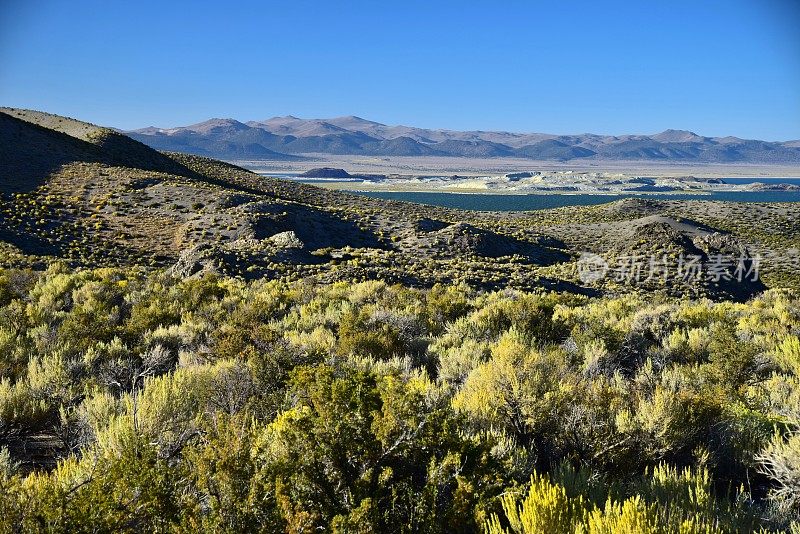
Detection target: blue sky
<box><xmin>1</xmin><ymin>0</ymin><xmax>799</xmax><ymax>140</ymax></box>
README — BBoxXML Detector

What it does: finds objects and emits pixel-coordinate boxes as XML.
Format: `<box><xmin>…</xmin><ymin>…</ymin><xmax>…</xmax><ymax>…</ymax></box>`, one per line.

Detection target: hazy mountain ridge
<box><xmin>128</xmin><ymin>116</ymin><xmax>800</xmax><ymax>163</ymax></box>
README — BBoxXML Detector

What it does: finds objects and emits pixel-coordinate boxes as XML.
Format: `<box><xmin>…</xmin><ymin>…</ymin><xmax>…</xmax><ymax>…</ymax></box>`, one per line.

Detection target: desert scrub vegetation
<box><xmin>0</xmin><ymin>265</ymin><xmax>799</xmax><ymax>531</ymax></box>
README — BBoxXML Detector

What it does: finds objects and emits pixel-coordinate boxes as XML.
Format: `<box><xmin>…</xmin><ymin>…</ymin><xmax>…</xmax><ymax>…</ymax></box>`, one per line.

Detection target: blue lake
<box><xmin>723</xmin><ymin>177</ymin><xmax>800</xmax><ymax>186</ymax></box>
<box><xmin>275</xmin><ymin>175</ymin><xmax>800</xmax><ymax>211</ymax></box>
<box><xmin>353</xmin><ymin>188</ymin><xmax>800</xmax><ymax>212</ymax></box>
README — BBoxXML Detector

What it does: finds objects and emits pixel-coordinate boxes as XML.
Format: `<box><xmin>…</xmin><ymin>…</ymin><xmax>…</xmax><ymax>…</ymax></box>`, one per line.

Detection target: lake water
<box><xmin>352</xmin><ymin>191</ymin><xmax>800</xmax><ymax>211</ymax></box>
<box><xmin>723</xmin><ymin>178</ymin><xmax>800</xmax><ymax>186</ymax></box>
<box><xmin>275</xmin><ymin>174</ymin><xmax>800</xmax><ymax>211</ymax></box>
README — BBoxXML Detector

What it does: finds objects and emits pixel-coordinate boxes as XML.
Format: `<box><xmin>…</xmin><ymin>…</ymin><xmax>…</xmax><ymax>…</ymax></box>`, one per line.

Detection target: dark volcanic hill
<box><xmin>299</xmin><ymin>167</ymin><xmax>353</xmax><ymax>178</ymax></box>
<box><xmin>128</xmin><ymin>115</ymin><xmax>800</xmax><ymax>163</ymax></box>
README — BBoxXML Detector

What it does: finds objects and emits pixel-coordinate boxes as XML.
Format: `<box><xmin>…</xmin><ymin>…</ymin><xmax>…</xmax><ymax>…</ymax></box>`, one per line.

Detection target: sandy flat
<box><xmin>236</xmin><ymin>155</ymin><xmax>800</xmax><ymax>179</ymax></box>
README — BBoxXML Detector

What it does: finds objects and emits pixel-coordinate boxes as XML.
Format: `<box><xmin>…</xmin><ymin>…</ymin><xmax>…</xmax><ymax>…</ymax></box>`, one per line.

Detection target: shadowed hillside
<box><xmin>0</xmin><ymin>109</ymin><xmax>200</xmax><ymax>190</ymax></box>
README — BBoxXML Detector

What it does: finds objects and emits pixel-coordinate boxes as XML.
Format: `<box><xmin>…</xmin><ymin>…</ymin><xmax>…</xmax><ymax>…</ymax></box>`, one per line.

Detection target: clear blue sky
<box><xmin>1</xmin><ymin>0</ymin><xmax>799</xmax><ymax>140</ymax></box>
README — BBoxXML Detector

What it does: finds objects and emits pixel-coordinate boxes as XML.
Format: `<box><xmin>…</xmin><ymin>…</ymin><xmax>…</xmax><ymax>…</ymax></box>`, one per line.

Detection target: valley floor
<box><xmin>238</xmin><ymin>155</ymin><xmax>800</xmax><ymax>179</ymax></box>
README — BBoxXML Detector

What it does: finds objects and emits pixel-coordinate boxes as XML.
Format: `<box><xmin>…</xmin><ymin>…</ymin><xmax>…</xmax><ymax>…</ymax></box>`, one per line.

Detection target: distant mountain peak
<box><xmin>327</xmin><ymin>115</ymin><xmax>387</xmax><ymax>129</ymax></box>
<box><xmin>335</xmin><ymin>115</ymin><xmax>382</xmax><ymax>123</ymax></box>
<box><xmin>652</xmin><ymin>129</ymin><xmax>705</xmax><ymax>143</ymax></box>
<box><xmin>199</xmin><ymin>118</ymin><xmax>243</xmax><ymax>124</ymax></box>
<box><xmin>660</xmin><ymin>128</ymin><xmax>697</xmax><ymax>135</ymax></box>
<box><xmin>179</xmin><ymin>118</ymin><xmax>249</xmax><ymax>134</ymax></box>
<box><xmin>126</xmin><ymin>115</ymin><xmax>800</xmax><ymax>163</ymax></box>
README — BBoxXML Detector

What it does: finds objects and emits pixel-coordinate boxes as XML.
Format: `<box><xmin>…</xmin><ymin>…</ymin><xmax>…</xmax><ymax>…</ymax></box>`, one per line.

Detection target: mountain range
<box><xmin>127</xmin><ymin>115</ymin><xmax>800</xmax><ymax>163</ymax></box>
